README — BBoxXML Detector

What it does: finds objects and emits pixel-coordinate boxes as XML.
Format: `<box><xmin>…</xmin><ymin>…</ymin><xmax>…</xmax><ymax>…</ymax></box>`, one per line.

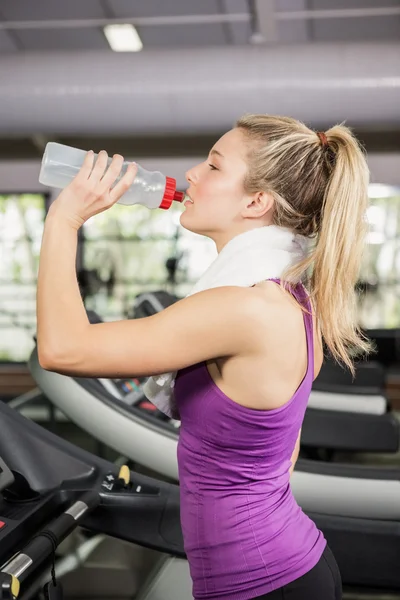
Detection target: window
<box><xmin>358</xmin><ymin>185</ymin><xmax>400</xmax><ymax>329</ymax></box>
<box><xmin>80</xmin><ymin>189</ymin><xmax>400</xmax><ymax>330</ymax></box>
<box><xmin>0</xmin><ymin>194</ymin><xmax>46</xmax><ymax>362</ymax></box>
<box><xmin>81</xmin><ymin>203</ymin><xmax>216</xmax><ymax>319</ymax></box>
<box><xmin>3</xmin><ymin>185</ymin><xmax>398</xmax><ymax>362</ymax></box>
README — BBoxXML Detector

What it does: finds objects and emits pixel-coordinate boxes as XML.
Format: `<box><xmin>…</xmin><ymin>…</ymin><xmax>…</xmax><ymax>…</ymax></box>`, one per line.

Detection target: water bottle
<box><xmin>39</xmin><ymin>142</ymin><xmax>185</xmax><ymax>210</ymax></box>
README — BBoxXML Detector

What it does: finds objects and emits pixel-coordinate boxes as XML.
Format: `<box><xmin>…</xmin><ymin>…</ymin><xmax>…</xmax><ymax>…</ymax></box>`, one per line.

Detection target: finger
<box><xmin>75</xmin><ymin>150</ymin><xmax>95</xmax><ymax>182</ymax></box>
<box><xmin>100</xmin><ymin>154</ymin><xmax>124</xmax><ymax>192</ymax></box>
<box><xmin>109</xmin><ymin>163</ymin><xmax>138</xmax><ymax>203</ymax></box>
<box><xmin>89</xmin><ymin>150</ymin><xmax>109</xmax><ymax>185</ymax></box>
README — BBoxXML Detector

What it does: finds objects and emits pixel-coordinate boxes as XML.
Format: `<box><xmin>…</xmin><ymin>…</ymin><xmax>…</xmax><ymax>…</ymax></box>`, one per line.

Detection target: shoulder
<box><xmin>184</xmin><ymin>285</ymin><xmax>279</xmax><ymax>336</ymax></box>
<box><xmin>158</xmin><ymin>282</ymin><xmax>308</xmax><ymax>361</ymax></box>
<box><xmin>251</xmin><ymin>280</ymin><xmax>323</xmax><ymax>368</ymax></box>
<box><xmin>250</xmin><ymin>280</ymin><xmax>302</xmax><ymax>321</ymax></box>
<box><xmin>249</xmin><ymin>280</ymin><xmax>316</xmax><ymax>343</ymax></box>
<box><xmin>184</xmin><ymin>284</ymin><xmax>292</xmax><ymax>349</ymax></box>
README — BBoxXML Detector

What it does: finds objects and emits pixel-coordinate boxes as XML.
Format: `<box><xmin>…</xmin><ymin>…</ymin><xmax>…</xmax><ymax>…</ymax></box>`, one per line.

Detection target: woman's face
<box><xmin>181</xmin><ymin>128</ymin><xmax>263</xmax><ymax>249</ymax></box>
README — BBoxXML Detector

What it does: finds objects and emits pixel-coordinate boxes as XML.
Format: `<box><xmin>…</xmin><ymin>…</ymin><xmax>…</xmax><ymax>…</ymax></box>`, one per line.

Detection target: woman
<box><xmin>37</xmin><ymin>114</ymin><xmax>371</xmax><ymax>600</ymax></box>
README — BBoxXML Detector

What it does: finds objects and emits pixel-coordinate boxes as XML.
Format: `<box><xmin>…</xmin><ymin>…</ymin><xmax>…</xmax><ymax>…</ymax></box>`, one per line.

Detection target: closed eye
<box><xmin>208</xmin><ymin>163</ymin><xmax>218</xmax><ymax>171</ymax></box>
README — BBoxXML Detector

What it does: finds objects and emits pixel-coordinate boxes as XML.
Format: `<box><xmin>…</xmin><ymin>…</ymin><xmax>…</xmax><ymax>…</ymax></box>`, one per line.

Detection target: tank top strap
<box><xmin>292</xmin><ymin>282</ymin><xmax>314</xmax><ymax>381</ymax></box>
<box><xmin>265</xmin><ymin>278</ymin><xmax>314</xmax><ymax>382</ymax></box>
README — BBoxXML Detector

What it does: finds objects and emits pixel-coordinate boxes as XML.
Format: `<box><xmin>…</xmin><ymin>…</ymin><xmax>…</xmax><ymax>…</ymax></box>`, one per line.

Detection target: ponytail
<box><xmin>237</xmin><ymin>115</ymin><xmax>374</xmax><ymax>374</ymax></box>
<box><xmin>305</xmin><ymin>125</ymin><xmax>373</xmax><ymax>373</ymax></box>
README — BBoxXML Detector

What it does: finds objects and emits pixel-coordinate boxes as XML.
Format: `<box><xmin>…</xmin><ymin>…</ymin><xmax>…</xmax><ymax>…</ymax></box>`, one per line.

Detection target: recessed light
<box><xmin>104</xmin><ymin>24</ymin><xmax>143</xmax><ymax>52</ymax></box>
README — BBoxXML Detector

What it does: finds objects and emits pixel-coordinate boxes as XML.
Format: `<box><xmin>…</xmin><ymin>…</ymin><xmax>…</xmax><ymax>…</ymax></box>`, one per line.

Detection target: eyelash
<box><xmin>208</xmin><ymin>163</ymin><xmax>218</xmax><ymax>171</ymax></box>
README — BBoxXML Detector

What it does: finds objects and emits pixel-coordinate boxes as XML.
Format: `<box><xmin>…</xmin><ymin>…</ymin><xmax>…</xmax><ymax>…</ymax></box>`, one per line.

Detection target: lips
<box><xmin>184</xmin><ymin>192</ymin><xmax>194</xmax><ymax>204</ymax></box>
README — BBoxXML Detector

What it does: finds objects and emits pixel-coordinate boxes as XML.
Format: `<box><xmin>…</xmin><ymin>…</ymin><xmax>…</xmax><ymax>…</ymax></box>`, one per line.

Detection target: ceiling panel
<box><xmin>0</xmin><ymin>0</ymin><xmax>397</xmax><ymax>53</ymax></box>
<box><xmin>276</xmin><ymin>0</ymin><xmax>306</xmax><ymax>9</ymax></box>
<box><xmin>13</xmin><ymin>28</ymin><xmax>109</xmax><ymax>52</ymax></box>
<box><xmin>309</xmin><ymin>0</ymin><xmax>400</xmax><ymax>42</ymax></box>
<box><xmin>310</xmin><ymin>0</ymin><xmax>400</xmax><ymax>10</ymax></box>
<box><xmin>108</xmin><ymin>0</ymin><xmax>248</xmax><ymax>48</ymax></box>
<box><xmin>276</xmin><ymin>0</ymin><xmax>400</xmax><ymax>10</ymax></box>
<box><xmin>0</xmin><ymin>30</ymin><xmax>18</xmax><ymax>53</ymax></box>
<box><xmin>277</xmin><ymin>20</ymin><xmax>309</xmax><ymax>44</ymax></box>
<box><xmin>0</xmin><ymin>0</ymin><xmax>107</xmax><ymax>21</ymax></box>
<box><xmin>138</xmin><ymin>23</ymin><xmax>229</xmax><ymax>48</ymax></box>
<box><xmin>220</xmin><ymin>0</ymin><xmax>251</xmax><ymax>45</ymax></box>
<box><xmin>270</xmin><ymin>0</ymin><xmax>309</xmax><ymax>43</ymax></box>
<box><xmin>107</xmin><ymin>0</ymin><xmax>222</xmax><ymax>18</ymax></box>
<box><xmin>313</xmin><ymin>16</ymin><xmax>400</xmax><ymax>42</ymax></box>
<box><xmin>276</xmin><ymin>0</ymin><xmax>400</xmax><ymax>43</ymax></box>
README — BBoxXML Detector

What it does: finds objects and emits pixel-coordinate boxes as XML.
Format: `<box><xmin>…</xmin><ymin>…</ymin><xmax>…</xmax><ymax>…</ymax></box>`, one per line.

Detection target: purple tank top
<box><xmin>174</xmin><ymin>279</ymin><xmax>326</xmax><ymax>600</ymax></box>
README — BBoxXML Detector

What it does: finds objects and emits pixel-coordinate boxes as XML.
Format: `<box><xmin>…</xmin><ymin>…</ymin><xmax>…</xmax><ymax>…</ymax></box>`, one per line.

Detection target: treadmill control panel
<box><xmin>101</xmin><ymin>468</ymin><xmax>160</xmax><ymax>497</ymax></box>
<box><xmin>98</xmin><ymin>377</ymin><xmax>145</xmax><ymax>405</ymax></box>
<box><xmin>98</xmin><ymin>377</ymin><xmax>179</xmax><ymax>427</ymax></box>
<box><xmin>0</xmin><ymin>458</ymin><xmax>14</xmax><ymax>493</ymax></box>
<box><xmin>113</xmin><ymin>377</ymin><xmax>144</xmax><ymax>402</ymax></box>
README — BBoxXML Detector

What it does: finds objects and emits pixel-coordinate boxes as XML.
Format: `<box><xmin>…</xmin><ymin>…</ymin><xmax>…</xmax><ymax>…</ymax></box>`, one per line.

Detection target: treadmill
<box><xmin>1</xmin><ymin>383</ymin><xmax>400</xmax><ymax>596</ymax></box>
<box><xmin>0</xmin><ymin>395</ymin><xmax>188</xmax><ymax>600</ymax></box>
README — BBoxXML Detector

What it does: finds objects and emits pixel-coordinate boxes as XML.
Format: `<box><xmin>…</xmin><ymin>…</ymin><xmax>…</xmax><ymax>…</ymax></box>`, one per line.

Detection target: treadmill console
<box><xmin>0</xmin><ymin>457</ymin><xmax>14</xmax><ymax>494</ymax></box>
<box><xmin>113</xmin><ymin>377</ymin><xmax>145</xmax><ymax>403</ymax></box>
<box><xmin>98</xmin><ymin>377</ymin><xmax>179</xmax><ymax>427</ymax></box>
<box><xmin>98</xmin><ymin>376</ymin><xmax>145</xmax><ymax>405</ymax></box>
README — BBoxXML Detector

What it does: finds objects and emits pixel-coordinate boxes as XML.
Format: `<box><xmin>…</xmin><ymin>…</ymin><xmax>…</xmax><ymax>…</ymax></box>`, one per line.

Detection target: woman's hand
<box><xmin>48</xmin><ymin>150</ymin><xmax>137</xmax><ymax>230</ymax></box>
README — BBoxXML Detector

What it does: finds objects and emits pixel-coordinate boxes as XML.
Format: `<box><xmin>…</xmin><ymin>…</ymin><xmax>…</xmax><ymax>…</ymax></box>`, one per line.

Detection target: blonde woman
<box><xmin>37</xmin><ymin>114</ymin><xmax>371</xmax><ymax>600</ymax></box>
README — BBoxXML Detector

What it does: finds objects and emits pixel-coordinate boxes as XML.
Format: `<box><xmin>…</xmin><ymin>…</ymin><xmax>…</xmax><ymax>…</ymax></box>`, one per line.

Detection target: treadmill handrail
<box><xmin>308</xmin><ymin>390</ymin><xmax>387</xmax><ymax>415</ymax></box>
<box><xmin>297</xmin><ymin>458</ymin><xmax>400</xmax><ymax>480</ymax></box>
<box><xmin>1</xmin><ymin>491</ymin><xmax>99</xmax><ymax>584</ymax></box>
<box><xmin>302</xmin><ymin>407</ymin><xmax>400</xmax><ymax>453</ymax></box>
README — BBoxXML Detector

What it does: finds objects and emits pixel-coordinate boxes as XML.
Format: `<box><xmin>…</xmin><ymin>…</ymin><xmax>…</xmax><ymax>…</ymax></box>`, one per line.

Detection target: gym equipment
<box><xmin>311</xmin><ymin>356</ymin><xmax>388</xmax><ymax>415</ymax></box>
<box><xmin>367</xmin><ymin>328</ymin><xmax>400</xmax><ymax>368</ymax></box>
<box><xmin>1</xmin><ymin>386</ymin><xmax>400</xmax><ymax>596</ymax></box>
<box><xmin>0</xmin><ymin>396</ymin><xmax>186</xmax><ymax>600</ymax></box>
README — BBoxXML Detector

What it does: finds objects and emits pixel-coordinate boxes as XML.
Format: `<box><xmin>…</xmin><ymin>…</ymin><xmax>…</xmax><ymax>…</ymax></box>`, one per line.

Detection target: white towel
<box><xmin>143</xmin><ymin>225</ymin><xmax>309</xmax><ymax>418</ymax></box>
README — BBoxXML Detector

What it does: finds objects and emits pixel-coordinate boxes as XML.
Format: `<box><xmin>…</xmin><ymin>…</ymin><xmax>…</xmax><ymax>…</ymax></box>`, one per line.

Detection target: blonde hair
<box><xmin>236</xmin><ymin>114</ymin><xmax>373</xmax><ymax>374</ymax></box>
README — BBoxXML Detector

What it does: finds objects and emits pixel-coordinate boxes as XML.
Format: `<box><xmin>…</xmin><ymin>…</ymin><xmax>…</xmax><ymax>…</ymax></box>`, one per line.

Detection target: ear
<box><xmin>241</xmin><ymin>191</ymin><xmax>274</xmax><ymax>219</ymax></box>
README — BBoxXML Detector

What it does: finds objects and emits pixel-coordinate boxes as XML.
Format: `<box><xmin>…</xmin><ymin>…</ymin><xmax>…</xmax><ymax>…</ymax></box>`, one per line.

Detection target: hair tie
<box><xmin>317</xmin><ymin>131</ymin><xmax>328</xmax><ymax>148</ymax></box>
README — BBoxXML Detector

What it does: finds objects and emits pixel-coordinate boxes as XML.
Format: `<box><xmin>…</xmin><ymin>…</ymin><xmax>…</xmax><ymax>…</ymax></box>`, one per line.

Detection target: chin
<box><xmin>179</xmin><ymin>209</ymin><xmax>217</xmax><ymax>240</ymax></box>
<box><xmin>179</xmin><ymin>210</ymin><xmax>203</xmax><ymax>235</ymax></box>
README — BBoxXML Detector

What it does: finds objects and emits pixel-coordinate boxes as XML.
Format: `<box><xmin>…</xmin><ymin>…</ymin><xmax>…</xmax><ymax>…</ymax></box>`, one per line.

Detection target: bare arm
<box><xmin>37</xmin><ymin>217</ymin><xmax>267</xmax><ymax>378</ymax></box>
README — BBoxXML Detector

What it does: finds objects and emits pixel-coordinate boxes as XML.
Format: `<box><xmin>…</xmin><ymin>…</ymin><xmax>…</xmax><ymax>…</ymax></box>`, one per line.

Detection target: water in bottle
<box><xmin>39</xmin><ymin>142</ymin><xmax>185</xmax><ymax>210</ymax></box>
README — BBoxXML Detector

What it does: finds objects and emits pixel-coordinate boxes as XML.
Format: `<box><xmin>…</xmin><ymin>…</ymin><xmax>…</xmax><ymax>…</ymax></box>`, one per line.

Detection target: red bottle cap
<box><xmin>160</xmin><ymin>176</ymin><xmax>184</xmax><ymax>210</ymax></box>
<box><xmin>174</xmin><ymin>190</ymin><xmax>185</xmax><ymax>202</ymax></box>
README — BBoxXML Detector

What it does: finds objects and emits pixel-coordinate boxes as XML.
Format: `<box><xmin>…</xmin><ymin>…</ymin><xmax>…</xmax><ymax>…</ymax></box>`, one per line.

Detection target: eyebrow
<box><xmin>210</xmin><ymin>149</ymin><xmax>224</xmax><ymax>159</ymax></box>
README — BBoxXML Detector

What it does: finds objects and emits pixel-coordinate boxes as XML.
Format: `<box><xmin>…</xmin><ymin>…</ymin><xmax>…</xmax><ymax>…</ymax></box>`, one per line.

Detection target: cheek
<box><xmin>180</xmin><ymin>190</ymin><xmax>230</xmax><ymax>232</ymax></box>
<box><xmin>181</xmin><ymin>173</ymin><xmax>244</xmax><ymax>231</ymax></box>
<box><xmin>198</xmin><ymin>175</ymin><xmax>242</xmax><ymax>207</ymax></box>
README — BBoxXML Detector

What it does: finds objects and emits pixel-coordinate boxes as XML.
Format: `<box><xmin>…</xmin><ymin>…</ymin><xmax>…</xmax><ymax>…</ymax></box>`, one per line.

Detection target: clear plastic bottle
<box><xmin>39</xmin><ymin>142</ymin><xmax>185</xmax><ymax>210</ymax></box>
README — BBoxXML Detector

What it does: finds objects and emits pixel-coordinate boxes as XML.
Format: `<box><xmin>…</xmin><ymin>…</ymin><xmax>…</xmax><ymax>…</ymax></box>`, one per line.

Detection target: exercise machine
<box><xmin>1</xmin><ymin>392</ymin><xmax>400</xmax><ymax>596</ymax></box>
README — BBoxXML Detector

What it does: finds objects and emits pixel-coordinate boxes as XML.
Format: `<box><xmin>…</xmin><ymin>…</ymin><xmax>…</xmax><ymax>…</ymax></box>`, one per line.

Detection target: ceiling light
<box><xmin>104</xmin><ymin>24</ymin><xmax>143</xmax><ymax>52</ymax></box>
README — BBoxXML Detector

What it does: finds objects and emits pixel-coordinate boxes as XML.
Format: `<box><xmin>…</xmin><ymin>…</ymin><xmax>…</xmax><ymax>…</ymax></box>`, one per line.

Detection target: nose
<box><xmin>185</xmin><ymin>163</ymin><xmax>200</xmax><ymax>185</ymax></box>
<box><xmin>185</xmin><ymin>168</ymin><xmax>195</xmax><ymax>185</ymax></box>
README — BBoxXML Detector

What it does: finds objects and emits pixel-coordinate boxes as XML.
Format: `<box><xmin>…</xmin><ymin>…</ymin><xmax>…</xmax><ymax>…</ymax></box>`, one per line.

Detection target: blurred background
<box><xmin>1</xmin><ymin>3</ymin><xmax>400</xmax><ymax>600</ymax></box>
<box><xmin>1</xmin><ymin>0</ymin><xmax>400</xmax><ymax>367</ymax></box>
